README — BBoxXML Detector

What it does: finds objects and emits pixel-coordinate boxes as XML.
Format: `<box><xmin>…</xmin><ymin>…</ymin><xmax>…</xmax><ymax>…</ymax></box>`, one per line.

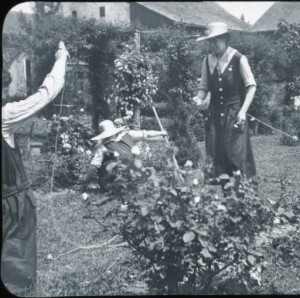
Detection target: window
<box><xmin>72</xmin><ymin>10</ymin><xmax>77</xmax><ymax>19</ymax></box>
<box><xmin>99</xmin><ymin>6</ymin><xmax>105</xmax><ymax>18</ymax></box>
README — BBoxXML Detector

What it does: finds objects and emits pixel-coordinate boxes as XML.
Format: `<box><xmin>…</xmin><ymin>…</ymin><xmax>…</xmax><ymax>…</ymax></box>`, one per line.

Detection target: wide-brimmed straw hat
<box><xmin>196</xmin><ymin>22</ymin><xmax>230</xmax><ymax>41</ymax></box>
<box><xmin>91</xmin><ymin>120</ymin><xmax>125</xmax><ymax>141</ymax></box>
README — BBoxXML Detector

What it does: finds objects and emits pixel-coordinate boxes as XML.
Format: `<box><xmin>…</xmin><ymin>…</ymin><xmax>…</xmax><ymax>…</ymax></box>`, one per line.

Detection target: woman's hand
<box><xmin>237</xmin><ymin>110</ymin><xmax>246</xmax><ymax>125</ymax></box>
<box><xmin>192</xmin><ymin>95</ymin><xmax>202</xmax><ymax>105</ymax></box>
<box><xmin>55</xmin><ymin>41</ymin><xmax>70</xmax><ymax>61</ymax></box>
<box><xmin>160</xmin><ymin>130</ymin><xmax>168</xmax><ymax>137</ymax></box>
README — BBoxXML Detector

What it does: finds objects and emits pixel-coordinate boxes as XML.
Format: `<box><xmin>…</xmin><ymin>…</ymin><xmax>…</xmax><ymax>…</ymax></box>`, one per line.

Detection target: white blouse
<box><xmin>2</xmin><ymin>59</ymin><xmax>66</xmax><ymax>148</ymax></box>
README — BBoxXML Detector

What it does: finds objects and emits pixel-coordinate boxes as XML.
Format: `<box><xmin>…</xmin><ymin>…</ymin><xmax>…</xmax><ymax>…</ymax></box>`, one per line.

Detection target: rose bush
<box><xmin>43</xmin><ymin>115</ymin><xmax>95</xmax><ymax>187</ymax></box>
<box><xmin>84</xmin><ymin>148</ymin><xmax>281</xmax><ymax>294</ymax></box>
<box><xmin>109</xmin><ymin>44</ymin><xmax>158</xmax><ymax>123</ymax></box>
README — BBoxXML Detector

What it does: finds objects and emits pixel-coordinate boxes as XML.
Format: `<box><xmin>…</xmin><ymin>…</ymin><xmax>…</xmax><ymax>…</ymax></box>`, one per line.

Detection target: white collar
<box><xmin>207</xmin><ymin>47</ymin><xmax>237</xmax><ymax>75</ymax></box>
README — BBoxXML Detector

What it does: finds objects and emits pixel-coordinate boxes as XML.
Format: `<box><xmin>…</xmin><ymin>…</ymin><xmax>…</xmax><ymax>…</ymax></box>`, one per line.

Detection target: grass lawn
<box><xmin>25</xmin><ymin>135</ymin><xmax>300</xmax><ymax>296</ymax></box>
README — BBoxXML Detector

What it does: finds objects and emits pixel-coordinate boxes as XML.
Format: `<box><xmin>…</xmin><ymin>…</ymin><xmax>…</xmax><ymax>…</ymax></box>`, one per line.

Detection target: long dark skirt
<box><xmin>205</xmin><ymin>102</ymin><xmax>256</xmax><ymax>178</ymax></box>
<box><xmin>1</xmin><ymin>187</ymin><xmax>37</xmax><ymax>295</ymax></box>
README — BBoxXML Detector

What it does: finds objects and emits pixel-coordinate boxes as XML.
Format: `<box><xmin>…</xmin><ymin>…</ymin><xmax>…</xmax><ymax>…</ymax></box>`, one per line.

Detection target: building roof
<box><xmin>252</xmin><ymin>2</ymin><xmax>300</xmax><ymax>32</ymax></box>
<box><xmin>136</xmin><ymin>2</ymin><xmax>251</xmax><ymax>31</ymax></box>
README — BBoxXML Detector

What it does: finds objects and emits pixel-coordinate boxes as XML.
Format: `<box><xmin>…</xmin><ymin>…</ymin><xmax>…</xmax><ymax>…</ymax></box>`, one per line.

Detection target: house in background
<box><xmin>251</xmin><ymin>2</ymin><xmax>300</xmax><ymax>33</ymax></box>
<box><xmin>4</xmin><ymin>52</ymin><xmax>32</xmax><ymax>98</ymax></box>
<box><xmin>252</xmin><ymin>2</ymin><xmax>300</xmax><ymax>109</ymax></box>
<box><xmin>59</xmin><ymin>1</ymin><xmax>250</xmax><ymax>33</ymax></box>
<box><xmin>3</xmin><ymin>11</ymin><xmax>32</xmax><ymax>98</ymax></box>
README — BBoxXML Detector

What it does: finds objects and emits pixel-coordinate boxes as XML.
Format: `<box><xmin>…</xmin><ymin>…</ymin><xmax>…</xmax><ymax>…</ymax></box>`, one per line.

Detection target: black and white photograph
<box><xmin>2</xmin><ymin>1</ymin><xmax>300</xmax><ymax>296</ymax></box>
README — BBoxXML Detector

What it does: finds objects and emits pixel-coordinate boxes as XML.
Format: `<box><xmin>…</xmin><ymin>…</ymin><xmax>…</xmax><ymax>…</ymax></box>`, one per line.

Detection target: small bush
<box><xmin>96</xmin><ymin>152</ymin><xmax>276</xmax><ymax>295</ymax></box>
<box><xmin>43</xmin><ymin>115</ymin><xmax>95</xmax><ymax>187</ymax></box>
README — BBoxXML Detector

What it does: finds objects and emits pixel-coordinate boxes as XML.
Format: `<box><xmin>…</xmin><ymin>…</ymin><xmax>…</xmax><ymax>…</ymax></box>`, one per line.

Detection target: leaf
<box><xmin>195</xmin><ymin>229</ymin><xmax>208</xmax><ymax>237</ymax></box>
<box><xmin>141</xmin><ymin>206</ymin><xmax>149</xmax><ymax>216</ymax></box>
<box><xmin>106</xmin><ymin>162</ymin><xmax>118</xmax><ymax>173</ymax></box>
<box><xmin>247</xmin><ymin>255</ymin><xmax>256</xmax><ymax>266</ymax></box>
<box><xmin>201</xmin><ymin>248</ymin><xmax>212</xmax><ymax>259</ymax></box>
<box><xmin>223</xmin><ymin>182</ymin><xmax>232</xmax><ymax>190</ymax></box>
<box><xmin>219</xmin><ymin>174</ymin><xmax>230</xmax><ymax>181</ymax></box>
<box><xmin>183</xmin><ymin>231</ymin><xmax>195</xmax><ymax>243</ymax></box>
<box><xmin>208</xmin><ymin>245</ymin><xmax>217</xmax><ymax>253</ymax></box>
<box><xmin>282</xmin><ymin>210</ymin><xmax>295</xmax><ymax>219</ymax></box>
<box><xmin>158</xmin><ymin>224</ymin><xmax>165</xmax><ymax>231</ymax></box>
<box><xmin>199</xmin><ymin>239</ymin><xmax>208</xmax><ymax>248</ymax></box>
<box><xmin>230</xmin><ymin>216</ymin><xmax>242</xmax><ymax>223</ymax></box>
<box><xmin>169</xmin><ymin>188</ymin><xmax>178</xmax><ymax>197</ymax></box>
<box><xmin>153</xmin><ymin>263</ymin><xmax>161</xmax><ymax>271</ymax></box>
<box><xmin>134</xmin><ymin>158</ymin><xmax>143</xmax><ymax>169</ymax></box>
<box><xmin>151</xmin><ymin>215</ymin><xmax>163</xmax><ymax>223</ymax></box>
<box><xmin>159</xmin><ymin>271</ymin><xmax>166</xmax><ymax>279</ymax></box>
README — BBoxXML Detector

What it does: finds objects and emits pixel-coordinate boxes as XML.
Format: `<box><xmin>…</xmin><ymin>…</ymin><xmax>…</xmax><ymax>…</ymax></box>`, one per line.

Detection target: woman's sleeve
<box><xmin>198</xmin><ymin>57</ymin><xmax>209</xmax><ymax>92</ymax></box>
<box><xmin>2</xmin><ymin>59</ymin><xmax>66</xmax><ymax>132</ymax></box>
<box><xmin>239</xmin><ymin>56</ymin><xmax>257</xmax><ymax>88</ymax></box>
<box><xmin>90</xmin><ymin>147</ymin><xmax>104</xmax><ymax>168</ymax></box>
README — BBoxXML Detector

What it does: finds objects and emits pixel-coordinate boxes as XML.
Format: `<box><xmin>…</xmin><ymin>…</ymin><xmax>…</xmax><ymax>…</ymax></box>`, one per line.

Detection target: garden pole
<box><xmin>50</xmin><ymin>69</ymin><xmax>69</xmax><ymax>192</ymax></box>
<box><xmin>247</xmin><ymin>113</ymin><xmax>299</xmax><ymax>141</ymax></box>
<box><xmin>152</xmin><ymin>106</ymin><xmax>184</xmax><ymax>182</ymax></box>
<box><xmin>133</xmin><ymin>30</ymin><xmax>141</xmax><ymax>128</ymax></box>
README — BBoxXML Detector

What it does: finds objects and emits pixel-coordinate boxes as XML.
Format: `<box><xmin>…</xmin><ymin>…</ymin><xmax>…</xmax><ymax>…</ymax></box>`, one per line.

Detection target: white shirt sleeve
<box><xmin>239</xmin><ymin>55</ymin><xmax>257</xmax><ymax>88</ymax></box>
<box><xmin>127</xmin><ymin>130</ymin><xmax>145</xmax><ymax>141</ymax></box>
<box><xmin>198</xmin><ymin>57</ymin><xmax>209</xmax><ymax>92</ymax></box>
<box><xmin>2</xmin><ymin>58</ymin><xmax>66</xmax><ymax>146</ymax></box>
<box><xmin>90</xmin><ymin>146</ymin><xmax>104</xmax><ymax>168</ymax></box>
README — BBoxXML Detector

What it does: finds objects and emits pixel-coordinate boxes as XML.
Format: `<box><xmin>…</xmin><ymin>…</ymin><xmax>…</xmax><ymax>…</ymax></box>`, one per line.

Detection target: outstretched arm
<box><xmin>128</xmin><ymin>129</ymin><xmax>168</xmax><ymax>141</ymax></box>
<box><xmin>2</xmin><ymin>41</ymin><xmax>69</xmax><ymax>138</ymax></box>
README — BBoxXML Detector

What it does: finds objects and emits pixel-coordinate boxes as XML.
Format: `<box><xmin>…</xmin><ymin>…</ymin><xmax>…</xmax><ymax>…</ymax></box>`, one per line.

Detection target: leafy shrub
<box><xmin>43</xmin><ymin>115</ymin><xmax>95</xmax><ymax>187</ymax></box>
<box><xmin>279</xmin><ymin>106</ymin><xmax>300</xmax><ymax>146</ymax></box>
<box><xmin>93</xmin><ymin>152</ymin><xmax>276</xmax><ymax>295</ymax></box>
<box><xmin>109</xmin><ymin>43</ymin><xmax>159</xmax><ymax>122</ymax></box>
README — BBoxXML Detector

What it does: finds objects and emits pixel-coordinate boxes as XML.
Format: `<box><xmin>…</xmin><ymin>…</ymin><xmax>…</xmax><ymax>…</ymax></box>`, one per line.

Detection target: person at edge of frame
<box><xmin>1</xmin><ymin>41</ymin><xmax>69</xmax><ymax>295</ymax></box>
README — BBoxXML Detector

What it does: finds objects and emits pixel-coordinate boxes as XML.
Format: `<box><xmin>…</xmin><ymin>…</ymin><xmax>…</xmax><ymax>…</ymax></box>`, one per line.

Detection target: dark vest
<box><xmin>96</xmin><ymin>133</ymin><xmax>134</xmax><ymax>188</ymax></box>
<box><xmin>2</xmin><ymin>136</ymin><xmax>31</xmax><ymax>195</ymax></box>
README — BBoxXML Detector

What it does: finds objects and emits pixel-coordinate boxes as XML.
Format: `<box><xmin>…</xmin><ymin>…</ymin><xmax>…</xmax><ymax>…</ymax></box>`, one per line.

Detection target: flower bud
<box><xmin>194</xmin><ymin>196</ymin><xmax>200</xmax><ymax>203</ymax></box>
<box><xmin>184</xmin><ymin>160</ymin><xmax>193</xmax><ymax>168</ymax></box>
<box><xmin>82</xmin><ymin>193</ymin><xmax>89</xmax><ymax>201</ymax></box>
<box><xmin>131</xmin><ymin>146</ymin><xmax>140</xmax><ymax>156</ymax></box>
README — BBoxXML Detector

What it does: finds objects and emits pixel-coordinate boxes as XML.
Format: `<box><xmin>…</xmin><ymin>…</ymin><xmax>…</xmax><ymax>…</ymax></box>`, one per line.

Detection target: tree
<box><xmin>240</xmin><ymin>13</ymin><xmax>245</xmax><ymax>22</ymax></box>
<box><xmin>33</xmin><ymin>2</ymin><xmax>61</xmax><ymax>17</ymax></box>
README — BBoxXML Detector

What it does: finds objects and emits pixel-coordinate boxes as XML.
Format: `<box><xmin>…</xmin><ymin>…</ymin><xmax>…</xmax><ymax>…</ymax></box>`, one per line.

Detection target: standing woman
<box><xmin>193</xmin><ymin>22</ymin><xmax>256</xmax><ymax>185</ymax></box>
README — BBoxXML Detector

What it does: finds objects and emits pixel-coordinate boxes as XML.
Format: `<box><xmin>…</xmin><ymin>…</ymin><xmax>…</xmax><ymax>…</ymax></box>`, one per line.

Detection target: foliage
<box><xmin>141</xmin><ymin>27</ymin><xmax>207</xmax><ymax>166</ymax></box>
<box><xmin>43</xmin><ymin>115</ymin><xmax>95</xmax><ymax>187</ymax></box>
<box><xmin>10</xmin><ymin>8</ymin><xmax>132</xmax><ymax>133</ymax></box>
<box><xmin>93</xmin><ymin>151</ymin><xmax>277</xmax><ymax>295</ymax></box>
<box><xmin>110</xmin><ymin>44</ymin><xmax>159</xmax><ymax>119</ymax></box>
<box><xmin>280</xmin><ymin>109</ymin><xmax>300</xmax><ymax>146</ymax></box>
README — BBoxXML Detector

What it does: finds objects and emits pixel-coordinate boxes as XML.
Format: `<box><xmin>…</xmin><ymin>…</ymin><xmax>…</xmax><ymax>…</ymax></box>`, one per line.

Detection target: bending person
<box><xmin>82</xmin><ymin>119</ymin><xmax>167</xmax><ymax>192</ymax></box>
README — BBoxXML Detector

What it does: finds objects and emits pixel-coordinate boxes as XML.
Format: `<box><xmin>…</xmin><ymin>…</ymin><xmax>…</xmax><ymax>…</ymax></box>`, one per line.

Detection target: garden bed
<box><xmin>24</xmin><ymin>135</ymin><xmax>300</xmax><ymax>296</ymax></box>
